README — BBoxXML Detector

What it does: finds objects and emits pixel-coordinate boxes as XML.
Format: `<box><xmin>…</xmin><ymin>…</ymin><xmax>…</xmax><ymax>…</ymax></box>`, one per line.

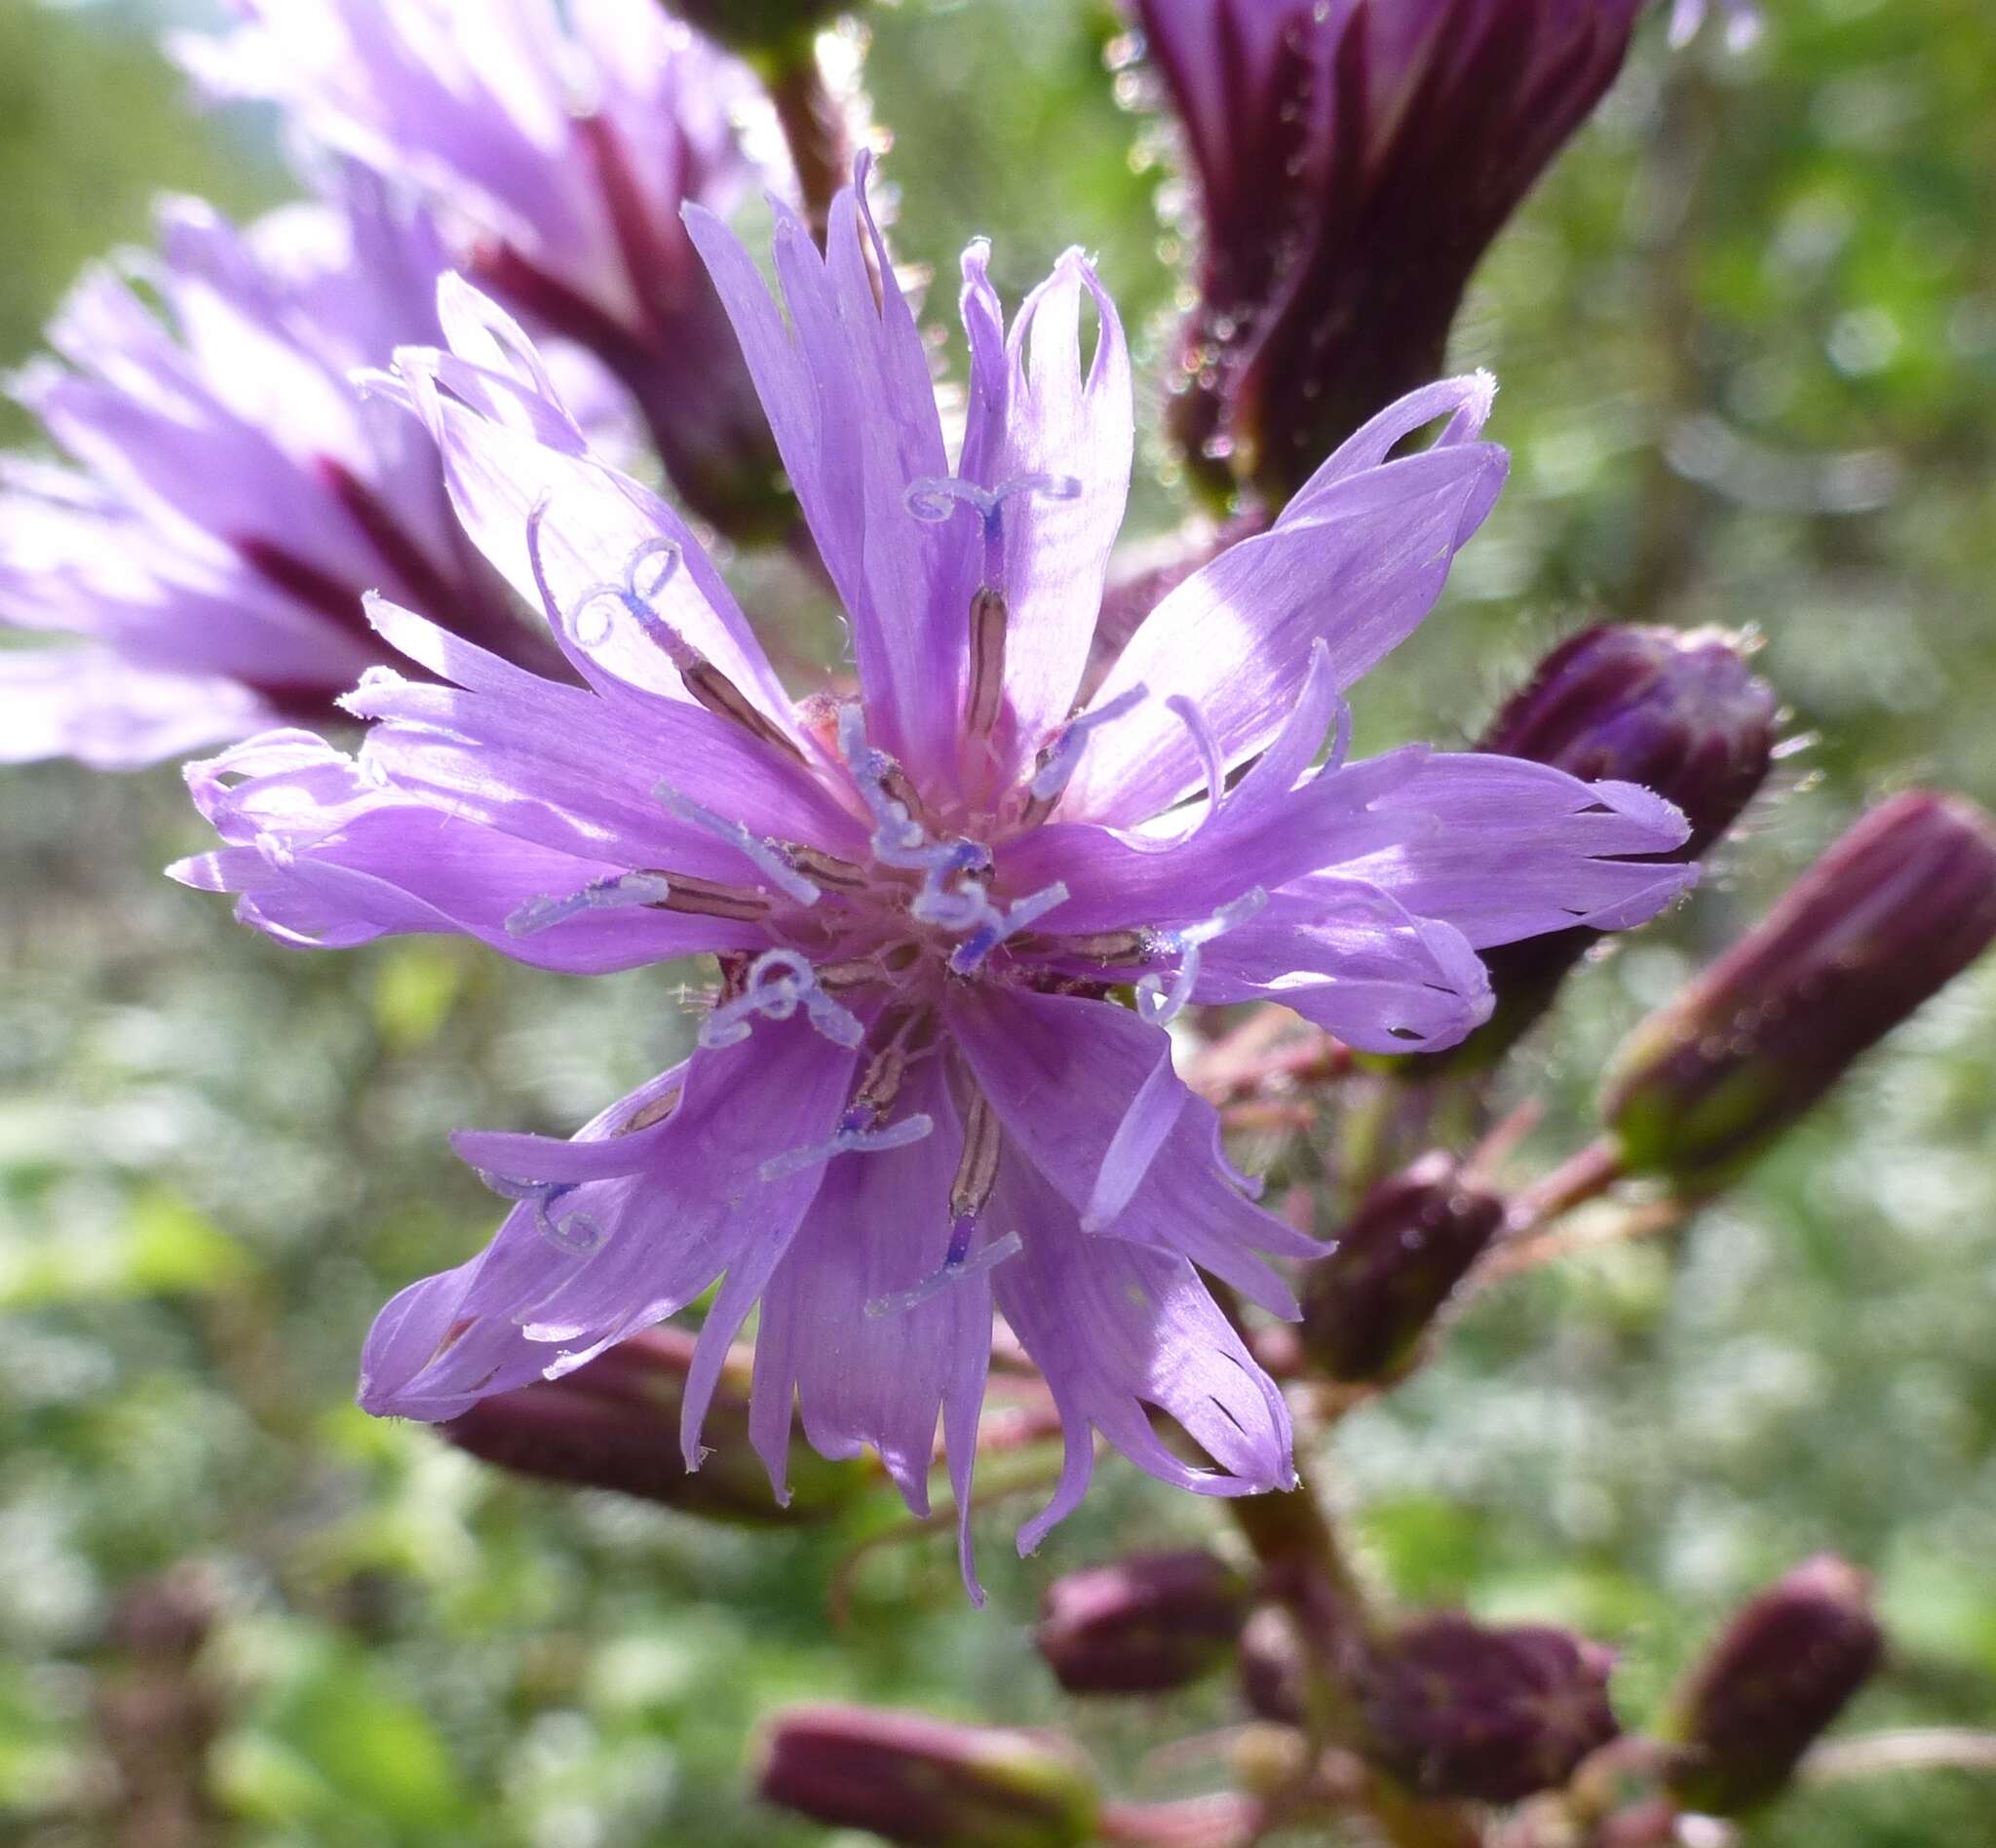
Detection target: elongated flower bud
<box><xmin>1299</xmin><ymin>1154</ymin><xmax>1504</xmax><ymax>1382</ymax></box>
<box><xmin>1136</xmin><ymin>0</ymin><xmax>1646</xmax><ymax>506</ymax></box>
<box><xmin>439</xmin><ymin>1328</ymin><xmax>866</xmax><ymax>1524</ymax></box>
<box><xmin>1604</xmin><ymin>791</ymin><xmax>1996</xmax><ymax>1185</ymax></box>
<box><xmin>1034</xmin><ymin>1550</ymin><xmax>1250</xmax><ymax>1695</ymax></box>
<box><xmin>756</xmin><ymin>1705</ymin><xmax>1101</xmax><ymax>1848</ymax></box>
<box><xmin>1436</xmin><ymin>625</ymin><xmax>1776</xmax><ymax>1070</ymax></box>
<box><xmin>1664</xmin><ymin>1556</ymin><xmax>1883</xmax><ymax>1815</ymax></box>
<box><xmin>1359</xmin><ymin>1614</ymin><xmax>1620</xmax><ymax>1804</ymax></box>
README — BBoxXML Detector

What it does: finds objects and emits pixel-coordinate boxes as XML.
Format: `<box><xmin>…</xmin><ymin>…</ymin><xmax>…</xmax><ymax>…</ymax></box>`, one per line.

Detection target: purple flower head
<box><xmin>0</xmin><ymin>166</ymin><xmax>555</xmax><ymax>769</ymax></box>
<box><xmin>178</xmin><ymin>0</ymin><xmax>794</xmax><ymax>539</ymax></box>
<box><xmin>173</xmin><ymin>164</ymin><xmax>1692</xmax><ymax>1591</ymax></box>
<box><xmin>1135</xmin><ymin>0</ymin><xmax>1649</xmax><ymax>505</ymax></box>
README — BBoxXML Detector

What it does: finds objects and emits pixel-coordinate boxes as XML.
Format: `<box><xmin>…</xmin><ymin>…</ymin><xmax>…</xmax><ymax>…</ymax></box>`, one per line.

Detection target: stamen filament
<box><xmin>698</xmin><ymin>947</ymin><xmax>865</xmax><ymax>1050</ymax></box>
<box><xmin>1020</xmin><ymin>682</ymin><xmax>1148</xmax><ymax>825</ymax></box>
<box><xmin>1135</xmin><ymin>888</ymin><xmax>1270</xmax><ymax>1027</ymax></box>
<box><xmin>947</xmin><ymin>880</ymin><xmax>1070</xmax><ymax>975</ymax></box>
<box><xmin>864</xmin><ymin>1225</ymin><xmax>1022</xmax><ymax>1318</ymax></box>
<box><xmin>505</xmin><ymin>870</ymin><xmax>674</xmax><ymax>938</ymax></box>
<box><xmin>758</xmin><ymin>1109</ymin><xmax>936</xmax><ymax>1182</ymax></box>
<box><xmin>657</xmin><ymin>787</ymin><xmax>822</xmax><ymax>906</ymax></box>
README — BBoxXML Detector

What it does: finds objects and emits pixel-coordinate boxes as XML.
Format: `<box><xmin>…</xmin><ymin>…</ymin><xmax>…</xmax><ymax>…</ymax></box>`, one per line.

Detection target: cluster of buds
<box><xmin>439</xmin><ymin>1327</ymin><xmax>871</xmax><ymax>1524</ymax></box>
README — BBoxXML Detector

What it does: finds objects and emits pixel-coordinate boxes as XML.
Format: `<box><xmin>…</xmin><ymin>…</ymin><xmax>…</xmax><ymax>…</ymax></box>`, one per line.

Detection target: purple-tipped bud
<box><xmin>756</xmin><ymin>1705</ymin><xmax>1101</xmax><ymax>1848</ymax></box>
<box><xmin>1359</xmin><ymin>1614</ymin><xmax>1621</xmax><ymax>1804</ymax></box>
<box><xmin>439</xmin><ymin>1328</ymin><xmax>867</xmax><ymax>1524</ymax></box>
<box><xmin>1299</xmin><ymin>1154</ymin><xmax>1505</xmax><ymax>1382</ymax></box>
<box><xmin>1441</xmin><ymin>625</ymin><xmax>1776</xmax><ymax>1069</ymax></box>
<box><xmin>1034</xmin><ymin>1550</ymin><xmax>1250</xmax><ymax>1695</ymax></box>
<box><xmin>1664</xmin><ymin>1556</ymin><xmax>1884</xmax><ymax>1815</ymax></box>
<box><xmin>1604</xmin><ymin>791</ymin><xmax>1996</xmax><ymax>1185</ymax></box>
<box><xmin>1136</xmin><ymin>0</ymin><xmax>1647</xmax><ymax>505</ymax></box>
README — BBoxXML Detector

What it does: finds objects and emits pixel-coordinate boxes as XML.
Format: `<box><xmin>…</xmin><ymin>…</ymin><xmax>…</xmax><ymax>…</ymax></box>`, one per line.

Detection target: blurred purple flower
<box><xmin>1135</xmin><ymin>0</ymin><xmax>1649</xmax><ymax>504</ymax></box>
<box><xmin>178</xmin><ymin>0</ymin><xmax>794</xmax><ymax>539</ymax></box>
<box><xmin>0</xmin><ymin>168</ymin><xmax>555</xmax><ymax>770</ymax></box>
<box><xmin>1669</xmin><ymin>0</ymin><xmax>1763</xmax><ymax>52</ymax></box>
<box><xmin>173</xmin><ymin>165</ymin><xmax>1691</xmax><ymax>1587</ymax></box>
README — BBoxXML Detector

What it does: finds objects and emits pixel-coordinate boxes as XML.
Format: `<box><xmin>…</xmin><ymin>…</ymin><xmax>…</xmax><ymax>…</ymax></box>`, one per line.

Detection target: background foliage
<box><xmin>2</xmin><ymin>0</ymin><xmax>1993</xmax><ymax>1841</ymax></box>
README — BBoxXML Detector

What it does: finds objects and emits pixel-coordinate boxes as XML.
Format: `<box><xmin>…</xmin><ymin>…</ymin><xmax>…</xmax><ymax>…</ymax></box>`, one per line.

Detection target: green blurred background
<box><xmin>2</xmin><ymin>0</ymin><xmax>1994</xmax><ymax>1841</ymax></box>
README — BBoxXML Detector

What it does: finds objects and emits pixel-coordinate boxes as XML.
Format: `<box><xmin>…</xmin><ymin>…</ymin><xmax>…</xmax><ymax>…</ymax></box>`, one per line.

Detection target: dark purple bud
<box><xmin>1480</xmin><ymin>626</ymin><xmax>1777</xmax><ymax>860</ymax></box>
<box><xmin>663</xmin><ymin>0</ymin><xmax>854</xmax><ymax>57</ymax></box>
<box><xmin>1664</xmin><ymin>1556</ymin><xmax>1884</xmax><ymax>1815</ymax></box>
<box><xmin>1299</xmin><ymin>1153</ymin><xmax>1505</xmax><ymax>1382</ymax></box>
<box><xmin>1034</xmin><ymin>1550</ymin><xmax>1250</xmax><ymax>1695</ymax></box>
<box><xmin>1239</xmin><ymin>1606</ymin><xmax>1308</xmax><ymax>1725</ymax></box>
<box><xmin>1604</xmin><ymin>791</ymin><xmax>1996</xmax><ymax>1185</ymax></box>
<box><xmin>1359</xmin><ymin>1613</ymin><xmax>1621</xmax><ymax>1804</ymax></box>
<box><xmin>106</xmin><ymin>1564</ymin><xmax>221</xmax><ymax>1666</ymax></box>
<box><xmin>439</xmin><ymin>1328</ymin><xmax>867</xmax><ymax>1524</ymax></box>
<box><xmin>1136</xmin><ymin>0</ymin><xmax>1646</xmax><ymax>505</ymax></box>
<box><xmin>756</xmin><ymin>1705</ymin><xmax>1101</xmax><ymax>1848</ymax></box>
<box><xmin>1444</xmin><ymin>625</ymin><xmax>1777</xmax><ymax>1068</ymax></box>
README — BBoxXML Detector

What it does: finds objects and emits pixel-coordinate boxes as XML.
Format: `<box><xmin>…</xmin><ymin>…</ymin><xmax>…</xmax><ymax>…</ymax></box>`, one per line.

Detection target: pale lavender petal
<box><xmin>1339</xmin><ymin>752</ymin><xmax>1697</xmax><ymax>946</ymax></box>
<box><xmin>749</xmin><ymin>1063</ymin><xmax>987</xmax><ymax>1517</ymax></box>
<box><xmin>170</xmin><ymin>730</ymin><xmax>766</xmax><ymax>968</ymax></box>
<box><xmin>0</xmin><ymin>647</ymin><xmax>271</xmax><ymax>770</ymax></box>
<box><xmin>1195</xmin><ymin>881</ymin><xmax>1494</xmax><ymax>1053</ymax></box>
<box><xmin>963</xmin><ymin>247</ymin><xmax>1133</xmax><ymax>782</ymax></box>
<box><xmin>989</xmin><ymin>1149</ymin><xmax>1293</xmax><ymax>1555</ymax></box>
<box><xmin>685</xmin><ymin>163</ymin><xmax>971</xmax><ymax>783</ymax></box>
<box><xmin>361</xmin><ymin>1017</ymin><xmax>856</xmax><ymax>1419</ymax></box>
<box><xmin>1067</xmin><ymin>377</ymin><xmax>1505</xmax><ymax>823</ymax></box>
<box><xmin>949</xmin><ymin>985</ymin><xmax>1316</xmax><ymax>1313</ymax></box>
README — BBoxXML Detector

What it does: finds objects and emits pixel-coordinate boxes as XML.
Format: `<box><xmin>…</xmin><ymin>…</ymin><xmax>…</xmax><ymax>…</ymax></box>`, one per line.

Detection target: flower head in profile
<box><xmin>179</xmin><ymin>0</ymin><xmax>795</xmax><ymax>538</ymax></box>
<box><xmin>1135</xmin><ymin>0</ymin><xmax>1650</xmax><ymax>505</ymax></box>
<box><xmin>174</xmin><ymin>163</ymin><xmax>1691</xmax><ymax>1589</ymax></box>
<box><xmin>0</xmin><ymin>166</ymin><xmax>556</xmax><ymax>769</ymax></box>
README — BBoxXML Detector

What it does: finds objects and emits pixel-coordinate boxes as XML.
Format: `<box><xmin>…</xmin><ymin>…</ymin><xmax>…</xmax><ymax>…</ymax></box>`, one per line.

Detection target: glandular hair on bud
<box><xmin>1299</xmin><ymin>1153</ymin><xmax>1505</xmax><ymax>1382</ymax></box>
<box><xmin>439</xmin><ymin>1328</ymin><xmax>866</xmax><ymax>1524</ymax></box>
<box><xmin>1358</xmin><ymin>1614</ymin><xmax>1621</xmax><ymax>1805</ymax></box>
<box><xmin>1603</xmin><ymin>790</ymin><xmax>1996</xmax><ymax>1186</ymax></box>
<box><xmin>1664</xmin><ymin>1555</ymin><xmax>1884</xmax><ymax>1816</ymax></box>
<box><xmin>755</xmin><ymin>1704</ymin><xmax>1101</xmax><ymax>1848</ymax></box>
<box><xmin>1442</xmin><ymin>624</ymin><xmax>1776</xmax><ymax>1071</ymax></box>
<box><xmin>1033</xmin><ymin>1550</ymin><xmax>1249</xmax><ymax>1696</ymax></box>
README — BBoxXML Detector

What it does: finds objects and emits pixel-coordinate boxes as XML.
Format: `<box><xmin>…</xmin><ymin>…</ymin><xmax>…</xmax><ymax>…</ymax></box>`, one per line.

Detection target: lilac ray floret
<box><xmin>180</xmin><ymin>163</ymin><xmax>1695</xmax><ymax>1588</ymax></box>
<box><xmin>0</xmin><ymin>167</ymin><xmax>557</xmax><ymax>768</ymax></box>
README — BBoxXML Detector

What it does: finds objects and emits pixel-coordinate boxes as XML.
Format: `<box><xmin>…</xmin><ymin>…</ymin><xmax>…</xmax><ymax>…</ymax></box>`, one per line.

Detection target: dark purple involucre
<box><xmin>1136</xmin><ymin>0</ymin><xmax>1648</xmax><ymax>505</ymax></box>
